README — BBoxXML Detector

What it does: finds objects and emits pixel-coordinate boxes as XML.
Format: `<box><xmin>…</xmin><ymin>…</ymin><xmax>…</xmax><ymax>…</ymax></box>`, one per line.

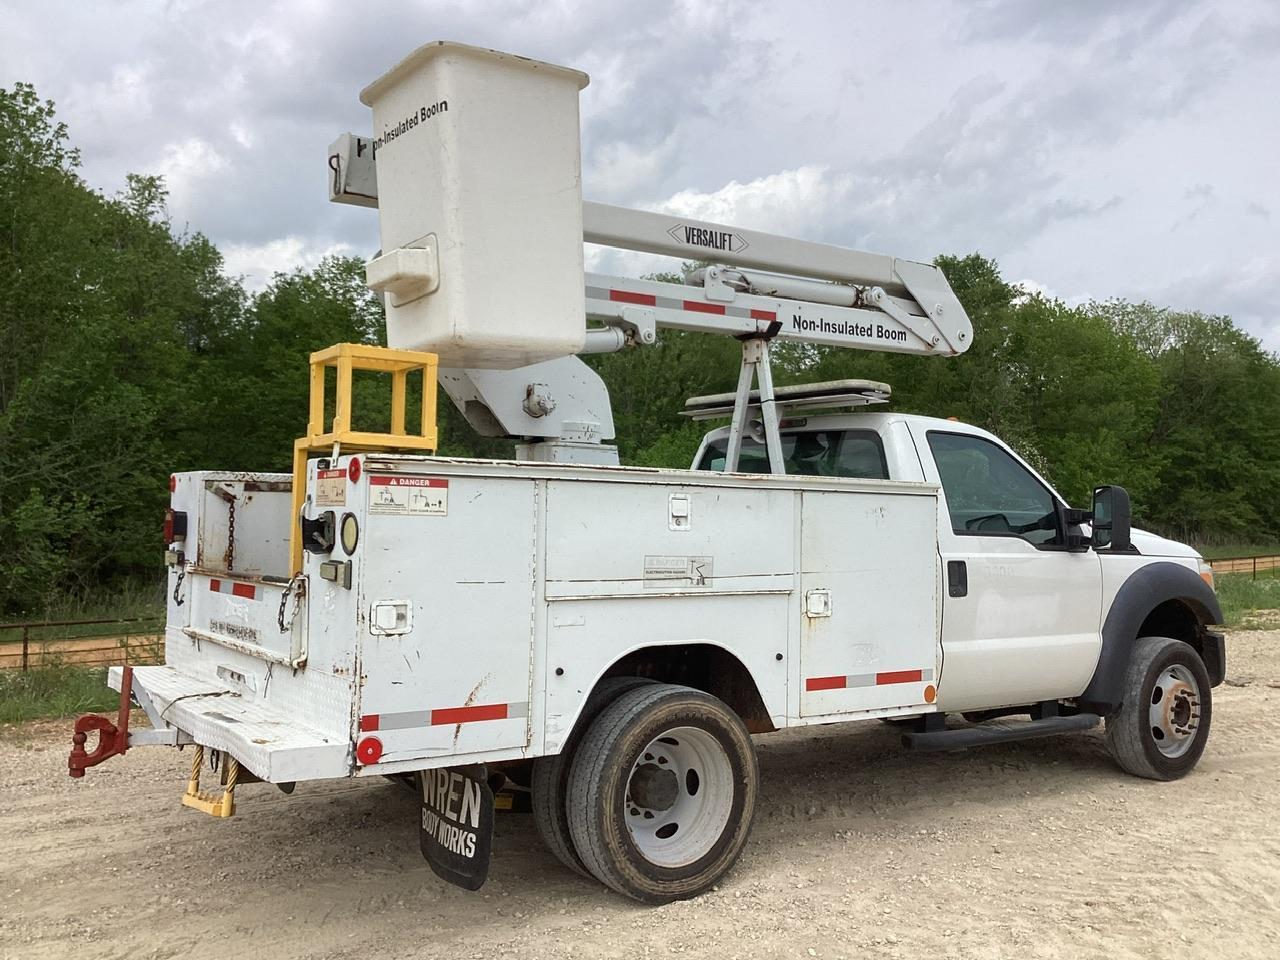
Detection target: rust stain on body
<box><xmin>453</xmin><ymin>673</ymin><xmax>492</xmax><ymax>748</ymax></box>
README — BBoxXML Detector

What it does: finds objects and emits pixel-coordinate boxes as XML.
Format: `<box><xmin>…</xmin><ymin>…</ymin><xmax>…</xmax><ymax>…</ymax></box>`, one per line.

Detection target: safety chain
<box><xmin>225</xmin><ymin>496</ymin><xmax>237</xmax><ymax>571</ymax></box>
<box><xmin>278</xmin><ymin>573</ymin><xmax>306</xmax><ymax>633</ymax></box>
<box><xmin>172</xmin><ymin>565</ymin><xmax>186</xmax><ymax>606</ymax></box>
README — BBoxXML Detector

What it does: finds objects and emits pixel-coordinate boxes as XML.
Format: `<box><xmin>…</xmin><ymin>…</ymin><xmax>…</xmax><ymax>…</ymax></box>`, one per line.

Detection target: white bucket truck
<box><xmin>69</xmin><ymin>42</ymin><xmax>1225</xmax><ymax>903</ymax></box>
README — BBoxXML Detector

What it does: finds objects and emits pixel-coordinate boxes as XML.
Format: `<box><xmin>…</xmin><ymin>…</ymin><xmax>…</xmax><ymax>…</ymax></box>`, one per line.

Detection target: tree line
<box><xmin>2</xmin><ymin>84</ymin><xmax>1277</xmax><ymax>615</ymax></box>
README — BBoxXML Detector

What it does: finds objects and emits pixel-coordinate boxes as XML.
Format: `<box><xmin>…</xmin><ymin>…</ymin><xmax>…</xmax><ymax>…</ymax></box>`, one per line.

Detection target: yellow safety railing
<box><xmin>290</xmin><ymin>343</ymin><xmax>439</xmax><ymax>573</ymax></box>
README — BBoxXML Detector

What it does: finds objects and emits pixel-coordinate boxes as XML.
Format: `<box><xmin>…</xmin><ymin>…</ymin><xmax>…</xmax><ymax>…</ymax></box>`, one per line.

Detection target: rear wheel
<box><xmin>531</xmin><ymin>676</ymin><xmax>654</xmax><ymax>876</ymax></box>
<box><xmin>1105</xmin><ymin>636</ymin><xmax>1212</xmax><ymax>781</ymax></box>
<box><xmin>566</xmin><ymin>683</ymin><xmax>758</xmax><ymax>903</ymax></box>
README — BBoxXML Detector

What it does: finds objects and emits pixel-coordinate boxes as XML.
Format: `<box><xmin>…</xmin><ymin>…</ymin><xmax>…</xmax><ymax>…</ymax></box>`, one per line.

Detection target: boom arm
<box><xmin>328</xmin><ymin>132</ymin><xmax>973</xmax><ymax>462</ymax></box>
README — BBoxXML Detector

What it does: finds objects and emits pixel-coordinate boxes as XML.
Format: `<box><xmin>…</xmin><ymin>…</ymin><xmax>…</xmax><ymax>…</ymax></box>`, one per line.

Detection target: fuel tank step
<box><xmin>901</xmin><ymin>713</ymin><xmax>1100</xmax><ymax>752</ymax></box>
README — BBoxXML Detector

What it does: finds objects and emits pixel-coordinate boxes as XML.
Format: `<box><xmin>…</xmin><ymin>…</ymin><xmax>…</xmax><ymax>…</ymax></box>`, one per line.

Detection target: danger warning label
<box><xmin>369</xmin><ymin>475</ymin><xmax>448</xmax><ymax>516</ymax></box>
<box><xmin>315</xmin><ymin>468</ymin><xmax>346</xmax><ymax>506</ymax></box>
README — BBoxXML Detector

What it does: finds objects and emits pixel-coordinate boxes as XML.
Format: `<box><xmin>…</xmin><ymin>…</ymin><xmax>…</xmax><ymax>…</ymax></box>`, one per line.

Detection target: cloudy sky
<box><xmin>3</xmin><ymin>0</ymin><xmax>1277</xmax><ymax>349</ymax></box>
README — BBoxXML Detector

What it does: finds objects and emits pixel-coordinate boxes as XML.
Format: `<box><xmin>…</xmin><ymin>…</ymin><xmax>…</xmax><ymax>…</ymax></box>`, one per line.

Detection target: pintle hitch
<box><xmin>69</xmin><ymin>664</ymin><xmax>134</xmax><ymax>778</ymax></box>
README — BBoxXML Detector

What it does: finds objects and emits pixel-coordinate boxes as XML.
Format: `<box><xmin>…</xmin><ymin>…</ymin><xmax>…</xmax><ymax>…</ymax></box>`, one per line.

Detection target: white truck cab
<box><xmin>692</xmin><ymin>411</ymin><xmax>1221</xmax><ymax>716</ymax></box>
<box><xmin>67</xmin><ymin>41</ymin><xmax>1226</xmax><ymax>905</ymax></box>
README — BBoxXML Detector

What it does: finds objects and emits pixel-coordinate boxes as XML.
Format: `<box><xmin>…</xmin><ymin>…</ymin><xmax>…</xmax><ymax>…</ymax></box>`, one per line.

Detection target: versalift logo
<box><xmin>667</xmin><ymin>223</ymin><xmax>750</xmax><ymax>254</ymax></box>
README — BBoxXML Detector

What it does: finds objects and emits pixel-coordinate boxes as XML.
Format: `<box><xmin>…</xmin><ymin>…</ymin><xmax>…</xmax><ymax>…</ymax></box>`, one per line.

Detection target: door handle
<box><xmin>947</xmin><ymin>560</ymin><xmax>968</xmax><ymax>597</ymax></box>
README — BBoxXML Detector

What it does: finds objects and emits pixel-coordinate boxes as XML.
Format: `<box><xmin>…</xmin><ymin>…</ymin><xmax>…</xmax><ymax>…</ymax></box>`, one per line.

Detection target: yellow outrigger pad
<box><xmin>181</xmin><ymin>745</ymin><xmax>238</xmax><ymax>818</ymax></box>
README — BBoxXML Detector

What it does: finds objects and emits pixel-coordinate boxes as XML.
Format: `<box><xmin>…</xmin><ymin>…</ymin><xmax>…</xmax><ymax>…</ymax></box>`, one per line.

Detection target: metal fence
<box><xmin>0</xmin><ymin>617</ymin><xmax>164</xmax><ymax>671</ymax></box>
<box><xmin>1208</xmin><ymin>554</ymin><xmax>1280</xmax><ymax>580</ymax></box>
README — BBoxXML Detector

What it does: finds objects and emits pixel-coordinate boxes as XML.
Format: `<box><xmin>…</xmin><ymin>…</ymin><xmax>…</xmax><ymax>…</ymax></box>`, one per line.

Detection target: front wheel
<box><xmin>566</xmin><ymin>683</ymin><xmax>758</xmax><ymax>903</ymax></box>
<box><xmin>1105</xmin><ymin>636</ymin><xmax>1212</xmax><ymax>781</ymax></box>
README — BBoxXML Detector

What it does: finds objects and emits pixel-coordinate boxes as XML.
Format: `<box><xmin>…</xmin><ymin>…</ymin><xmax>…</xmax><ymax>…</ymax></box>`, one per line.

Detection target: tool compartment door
<box><xmin>357</xmin><ymin>472</ymin><xmax>537</xmax><ymax>763</ymax></box>
<box><xmin>798</xmin><ymin>488</ymin><xmax>939</xmax><ymax>717</ymax></box>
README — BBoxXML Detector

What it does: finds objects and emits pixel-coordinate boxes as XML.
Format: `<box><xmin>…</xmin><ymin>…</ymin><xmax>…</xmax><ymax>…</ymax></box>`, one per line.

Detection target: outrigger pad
<box><xmin>418</xmin><ymin>765</ymin><xmax>495</xmax><ymax>891</ymax></box>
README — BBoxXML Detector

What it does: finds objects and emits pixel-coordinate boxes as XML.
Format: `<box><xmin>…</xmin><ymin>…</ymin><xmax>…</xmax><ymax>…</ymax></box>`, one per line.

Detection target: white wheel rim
<box><xmin>624</xmin><ymin>726</ymin><xmax>734</xmax><ymax>868</ymax></box>
<box><xmin>1147</xmin><ymin>663</ymin><xmax>1202</xmax><ymax>759</ymax></box>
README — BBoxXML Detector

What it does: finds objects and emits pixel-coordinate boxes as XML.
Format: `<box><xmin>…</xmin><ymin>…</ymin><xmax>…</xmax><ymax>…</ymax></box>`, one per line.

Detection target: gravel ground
<box><xmin>2</xmin><ymin>628</ymin><xmax>1277</xmax><ymax>960</ymax></box>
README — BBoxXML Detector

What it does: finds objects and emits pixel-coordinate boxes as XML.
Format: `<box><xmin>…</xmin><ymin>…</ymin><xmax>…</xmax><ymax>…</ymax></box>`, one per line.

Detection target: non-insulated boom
<box><xmin>324</xmin><ymin>42</ymin><xmax>972</xmax><ymax>460</ymax></box>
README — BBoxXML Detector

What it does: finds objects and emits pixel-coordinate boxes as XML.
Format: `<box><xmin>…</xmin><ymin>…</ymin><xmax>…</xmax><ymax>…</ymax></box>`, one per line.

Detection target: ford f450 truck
<box><xmin>68</xmin><ymin>42</ymin><xmax>1225</xmax><ymax>904</ymax></box>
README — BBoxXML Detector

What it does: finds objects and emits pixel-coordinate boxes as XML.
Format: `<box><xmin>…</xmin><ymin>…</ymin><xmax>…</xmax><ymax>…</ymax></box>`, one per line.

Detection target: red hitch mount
<box><xmin>69</xmin><ymin>664</ymin><xmax>133</xmax><ymax>778</ymax></box>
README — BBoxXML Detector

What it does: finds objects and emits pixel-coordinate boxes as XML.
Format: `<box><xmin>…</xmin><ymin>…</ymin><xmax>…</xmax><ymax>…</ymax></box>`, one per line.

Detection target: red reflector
<box><xmin>359</xmin><ymin>714</ymin><xmax>380</xmax><ymax>732</ymax></box>
<box><xmin>356</xmin><ymin>737</ymin><xmax>383</xmax><ymax>765</ymax></box>
<box><xmin>231</xmin><ymin>582</ymin><xmax>256</xmax><ymax>600</ymax></box>
<box><xmin>348</xmin><ymin>457</ymin><xmax>362</xmax><ymax>483</ymax></box>
<box><xmin>750</xmin><ymin>309</ymin><xmax>777</xmax><ymax>321</ymax></box>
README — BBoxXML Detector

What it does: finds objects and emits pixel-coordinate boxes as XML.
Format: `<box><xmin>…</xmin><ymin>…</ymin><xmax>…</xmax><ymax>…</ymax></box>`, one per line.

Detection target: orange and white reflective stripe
<box><xmin>359</xmin><ymin>701</ymin><xmax>529</xmax><ymax>733</ymax></box>
<box><xmin>805</xmin><ymin>668</ymin><xmax>934</xmax><ymax>692</ymax></box>
<box><xmin>208</xmin><ymin>578</ymin><xmax>257</xmax><ymax>600</ymax></box>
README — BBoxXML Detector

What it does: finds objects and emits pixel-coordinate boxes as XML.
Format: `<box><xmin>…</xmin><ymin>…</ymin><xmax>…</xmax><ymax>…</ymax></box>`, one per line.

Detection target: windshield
<box><xmin>695</xmin><ymin>429</ymin><xmax>888</xmax><ymax>479</ymax></box>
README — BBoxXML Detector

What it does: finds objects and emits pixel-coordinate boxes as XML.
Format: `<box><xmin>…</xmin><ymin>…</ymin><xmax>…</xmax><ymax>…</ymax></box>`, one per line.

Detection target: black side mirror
<box><xmin>1091</xmin><ymin>485</ymin><xmax>1131</xmax><ymax>552</ymax></box>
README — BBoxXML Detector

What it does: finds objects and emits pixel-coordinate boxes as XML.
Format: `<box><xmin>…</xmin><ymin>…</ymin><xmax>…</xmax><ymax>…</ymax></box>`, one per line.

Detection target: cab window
<box><xmin>696</xmin><ymin>429</ymin><xmax>888</xmax><ymax>479</ymax></box>
<box><xmin>926</xmin><ymin>431</ymin><xmax>1059</xmax><ymax>545</ymax></box>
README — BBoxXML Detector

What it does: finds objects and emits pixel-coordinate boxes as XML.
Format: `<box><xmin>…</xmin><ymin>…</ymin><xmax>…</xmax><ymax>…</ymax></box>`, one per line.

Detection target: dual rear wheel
<box><xmin>532</xmin><ymin>681</ymin><xmax>758</xmax><ymax>903</ymax></box>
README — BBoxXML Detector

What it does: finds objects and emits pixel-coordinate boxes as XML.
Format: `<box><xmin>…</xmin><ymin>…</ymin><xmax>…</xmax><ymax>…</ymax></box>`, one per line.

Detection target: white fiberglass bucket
<box><xmin>360</xmin><ymin>41</ymin><xmax>589</xmax><ymax>369</ymax></box>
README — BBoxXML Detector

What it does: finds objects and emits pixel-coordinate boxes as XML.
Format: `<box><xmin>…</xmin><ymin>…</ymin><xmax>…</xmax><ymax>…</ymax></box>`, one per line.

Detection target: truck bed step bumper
<box><xmin>107</xmin><ymin>665</ymin><xmax>351</xmax><ymax>783</ymax></box>
<box><xmin>901</xmin><ymin>713</ymin><xmax>1099</xmax><ymax>751</ymax></box>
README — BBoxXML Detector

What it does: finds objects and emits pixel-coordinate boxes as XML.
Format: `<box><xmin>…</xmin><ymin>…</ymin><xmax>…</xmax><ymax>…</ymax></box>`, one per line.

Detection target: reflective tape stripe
<box><xmin>805</xmin><ymin>668</ymin><xmax>933</xmax><ymax>692</ymax></box>
<box><xmin>587</xmin><ymin>287</ymin><xmax>777</xmax><ymax>324</ymax></box>
<box><xmin>208</xmin><ymin>579</ymin><xmax>258</xmax><ymax>601</ymax></box>
<box><xmin>683</xmin><ymin>299</ymin><xmax>725</xmax><ymax>315</ymax></box>
<box><xmin>359</xmin><ymin>701</ymin><xmax>529</xmax><ymax>732</ymax></box>
<box><xmin>876</xmin><ymin>669</ymin><xmax>924</xmax><ymax>686</ymax></box>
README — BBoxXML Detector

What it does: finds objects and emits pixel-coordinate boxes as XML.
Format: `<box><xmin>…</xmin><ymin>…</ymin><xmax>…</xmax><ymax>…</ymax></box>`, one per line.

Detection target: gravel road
<box><xmin>2</xmin><ymin>629</ymin><xmax>1277</xmax><ymax>960</ymax></box>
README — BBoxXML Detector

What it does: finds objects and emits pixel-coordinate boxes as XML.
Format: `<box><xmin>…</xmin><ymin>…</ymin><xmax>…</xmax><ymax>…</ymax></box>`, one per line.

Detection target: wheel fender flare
<box><xmin>1080</xmin><ymin>561</ymin><xmax>1223</xmax><ymax>713</ymax></box>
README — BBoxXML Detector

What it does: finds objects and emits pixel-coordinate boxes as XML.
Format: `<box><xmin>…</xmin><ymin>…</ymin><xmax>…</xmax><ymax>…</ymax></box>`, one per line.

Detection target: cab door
<box><xmin>908</xmin><ymin>425</ymin><xmax>1103</xmax><ymax>712</ymax></box>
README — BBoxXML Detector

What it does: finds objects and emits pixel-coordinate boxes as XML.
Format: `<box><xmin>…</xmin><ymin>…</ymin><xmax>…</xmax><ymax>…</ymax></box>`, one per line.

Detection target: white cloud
<box><xmin>221</xmin><ymin>236</ymin><xmax>356</xmax><ymax>290</ymax></box>
<box><xmin>655</xmin><ymin>166</ymin><xmax>853</xmax><ymax>238</ymax></box>
<box><xmin>2</xmin><ymin>0</ymin><xmax>1275</xmax><ymax>350</ymax></box>
<box><xmin>147</xmin><ymin>137</ymin><xmax>228</xmax><ymax>217</ymax></box>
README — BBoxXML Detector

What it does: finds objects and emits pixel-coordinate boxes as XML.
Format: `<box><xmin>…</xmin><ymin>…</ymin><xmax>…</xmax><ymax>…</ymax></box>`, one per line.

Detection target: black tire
<box><xmin>566</xmin><ymin>683</ymin><xmax>758</xmax><ymax>904</ymax></box>
<box><xmin>1104</xmin><ymin>636</ymin><xmax>1212</xmax><ymax>781</ymax></box>
<box><xmin>531</xmin><ymin>676</ymin><xmax>655</xmax><ymax>877</ymax></box>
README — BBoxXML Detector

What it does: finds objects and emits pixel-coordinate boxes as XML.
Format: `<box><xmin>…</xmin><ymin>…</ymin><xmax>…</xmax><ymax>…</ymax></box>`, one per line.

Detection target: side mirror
<box><xmin>1091</xmin><ymin>485</ymin><xmax>1131</xmax><ymax>552</ymax></box>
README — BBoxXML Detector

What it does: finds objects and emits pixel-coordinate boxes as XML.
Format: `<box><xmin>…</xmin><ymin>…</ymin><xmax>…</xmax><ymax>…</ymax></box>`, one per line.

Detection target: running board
<box><xmin>901</xmin><ymin>713</ymin><xmax>1099</xmax><ymax>751</ymax></box>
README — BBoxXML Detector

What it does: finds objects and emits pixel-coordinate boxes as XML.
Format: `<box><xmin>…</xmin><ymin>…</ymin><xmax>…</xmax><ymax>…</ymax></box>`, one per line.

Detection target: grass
<box><xmin>1216</xmin><ymin>569</ymin><xmax>1280</xmax><ymax>629</ymax></box>
<box><xmin>0</xmin><ymin>664</ymin><xmax>120</xmax><ymax>725</ymax></box>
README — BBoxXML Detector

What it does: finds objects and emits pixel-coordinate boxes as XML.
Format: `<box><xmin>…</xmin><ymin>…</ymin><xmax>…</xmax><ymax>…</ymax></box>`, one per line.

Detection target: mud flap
<box><xmin>418</xmin><ymin>765</ymin><xmax>496</xmax><ymax>891</ymax></box>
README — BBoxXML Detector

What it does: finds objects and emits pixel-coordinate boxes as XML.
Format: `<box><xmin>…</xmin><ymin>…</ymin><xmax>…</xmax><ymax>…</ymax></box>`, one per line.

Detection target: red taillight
<box><xmin>169</xmin><ymin>474</ymin><xmax>177</xmax><ymax>492</ymax></box>
<box><xmin>164</xmin><ymin>508</ymin><xmax>188</xmax><ymax>544</ymax></box>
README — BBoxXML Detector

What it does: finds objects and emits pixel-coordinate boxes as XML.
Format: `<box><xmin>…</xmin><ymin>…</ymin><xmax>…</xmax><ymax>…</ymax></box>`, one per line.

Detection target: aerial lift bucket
<box><xmin>361</xmin><ymin>41</ymin><xmax>590</xmax><ymax>370</ymax></box>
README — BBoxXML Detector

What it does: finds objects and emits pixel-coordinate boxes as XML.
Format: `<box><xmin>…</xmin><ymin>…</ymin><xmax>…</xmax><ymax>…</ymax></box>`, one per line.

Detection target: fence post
<box><xmin>21</xmin><ymin>625</ymin><xmax>29</xmax><ymax>671</ymax></box>
<box><xmin>1254</xmin><ymin>557</ymin><xmax>1258</xmax><ymax>581</ymax></box>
